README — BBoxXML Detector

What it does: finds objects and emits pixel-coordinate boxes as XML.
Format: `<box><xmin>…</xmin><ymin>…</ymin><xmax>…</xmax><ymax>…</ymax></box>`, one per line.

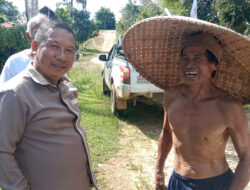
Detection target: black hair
<box><xmin>206</xmin><ymin>50</ymin><xmax>218</xmax><ymax>78</ymax></box>
<box><xmin>34</xmin><ymin>20</ymin><xmax>75</xmax><ymax>46</ymax></box>
<box><xmin>206</xmin><ymin>50</ymin><xmax>218</xmax><ymax>65</ymax></box>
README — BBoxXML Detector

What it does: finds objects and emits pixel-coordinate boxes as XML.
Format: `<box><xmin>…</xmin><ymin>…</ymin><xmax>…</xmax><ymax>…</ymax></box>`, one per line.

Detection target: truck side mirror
<box><xmin>99</xmin><ymin>55</ymin><xmax>107</xmax><ymax>61</ymax></box>
<box><xmin>118</xmin><ymin>50</ymin><xmax>124</xmax><ymax>56</ymax></box>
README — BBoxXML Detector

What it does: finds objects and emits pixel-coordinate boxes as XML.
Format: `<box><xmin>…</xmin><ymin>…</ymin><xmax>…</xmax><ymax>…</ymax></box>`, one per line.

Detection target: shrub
<box><xmin>0</xmin><ymin>25</ymin><xmax>30</xmax><ymax>72</ymax></box>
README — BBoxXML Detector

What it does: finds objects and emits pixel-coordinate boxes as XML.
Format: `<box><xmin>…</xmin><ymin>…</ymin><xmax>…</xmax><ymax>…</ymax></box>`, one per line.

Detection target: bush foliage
<box><xmin>0</xmin><ymin>25</ymin><xmax>30</xmax><ymax>72</ymax></box>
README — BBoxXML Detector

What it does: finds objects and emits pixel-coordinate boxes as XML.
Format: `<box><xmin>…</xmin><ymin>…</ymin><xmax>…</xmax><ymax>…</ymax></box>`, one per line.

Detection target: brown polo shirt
<box><xmin>0</xmin><ymin>63</ymin><xmax>97</xmax><ymax>190</ymax></box>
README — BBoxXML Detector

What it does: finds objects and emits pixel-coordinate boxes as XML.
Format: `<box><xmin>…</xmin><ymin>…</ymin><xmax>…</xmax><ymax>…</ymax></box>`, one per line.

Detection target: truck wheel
<box><xmin>111</xmin><ymin>84</ymin><xmax>127</xmax><ymax>116</ymax></box>
<box><xmin>111</xmin><ymin>84</ymin><xmax>117</xmax><ymax>114</ymax></box>
<box><xmin>103</xmin><ymin>78</ymin><xmax>110</xmax><ymax>95</ymax></box>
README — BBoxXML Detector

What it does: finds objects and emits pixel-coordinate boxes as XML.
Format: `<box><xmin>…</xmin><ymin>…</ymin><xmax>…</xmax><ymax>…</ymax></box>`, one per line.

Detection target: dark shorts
<box><xmin>168</xmin><ymin>169</ymin><xmax>233</xmax><ymax>190</ymax></box>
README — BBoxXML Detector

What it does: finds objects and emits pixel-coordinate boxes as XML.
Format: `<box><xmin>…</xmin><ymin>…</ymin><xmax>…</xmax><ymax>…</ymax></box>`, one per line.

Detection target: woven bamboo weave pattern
<box><xmin>122</xmin><ymin>16</ymin><xmax>250</xmax><ymax>104</ymax></box>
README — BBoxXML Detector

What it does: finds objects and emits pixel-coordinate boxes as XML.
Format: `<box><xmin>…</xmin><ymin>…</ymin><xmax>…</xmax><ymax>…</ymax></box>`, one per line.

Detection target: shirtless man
<box><xmin>155</xmin><ymin>33</ymin><xmax>249</xmax><ymax>190</ymax></box>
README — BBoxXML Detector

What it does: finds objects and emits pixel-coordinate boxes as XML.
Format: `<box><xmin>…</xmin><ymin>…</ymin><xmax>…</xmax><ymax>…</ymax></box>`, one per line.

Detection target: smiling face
<box><xmin>32</xmin><ymin>27</ymin><xmax>76</xmax><ymax>85</ymax></box>
<box><xmin>180</xmin><ymin>45</ymin><xmax>216</xmax><ymax>86</ymax></box>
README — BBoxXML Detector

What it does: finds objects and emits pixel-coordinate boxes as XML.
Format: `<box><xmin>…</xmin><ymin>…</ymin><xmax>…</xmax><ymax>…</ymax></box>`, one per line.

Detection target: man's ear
<box><xmin>210</xmin><ymin>63</ymin><xmax>217</xmax><ymax>78</ymax></box>
<box><xmin>211</xmin><ymin>63</ymin><xmax>216</xmax><ymax>70</ymax></box>
<box><xmin>25</xmin><ymin>32</ymin><xmax>32</xmax><ymax>42</ymax></box>
<box><xmin>31</xmin><ymin>41</ymin><xmax>39</xmax><ymax>55</ymax></box>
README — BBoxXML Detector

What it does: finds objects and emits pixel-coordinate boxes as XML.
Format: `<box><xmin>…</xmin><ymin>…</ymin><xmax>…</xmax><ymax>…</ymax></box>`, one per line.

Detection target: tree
<box><xmin>71</xmin><ymin>8</ymin><xmax>97</xmax><ymax>43</ymax></box>
<box><xmin>157</xmin><ymin>0</ymin><xmax>248</xmax><ymax>34</ymax></box>
<box><xmin>55</xmin><ymin>7</ymin><xmax>73</xmax><ymax>24</ymax></box>
<box><xmin>118</xmin><ymin>0</ymin><xmax>250</xmax><ymax>35</ymax></box>
<box><xmin>198</xmin><ymin>0</ymin><xmax>219</xmax><ymax>23</ymax></box>
<box><xmin>218</xmin><ymin>0</ymin><xmax>250</xmax><ymax>34</ymax></box>
<box><xmin>94</xmin><ymin>7</ymin><xmax>116</xmax><ymax>30</ymax></box>
<box><xmin>0</xmin><ymin>0</ymin><xmax>19</xmax><ymax>22</ymax></box>
<box><xmin>116</xmin><ymin>0</ymin><xmax>140</xmax><ymax>34</ymax></box>
<box><xmin>55</xmin><ymin>7</ymin><xmax>97</xmax><ymax>44</ymax></box>
<box><xmin>179</xmin><ymin>0</ymin><xmax>219</xmax><ymax>23</ymax></box>
<box><xmin>0</xmin><ymin>25</ymin><xmax>29</xmax><ymax>71</ymax></box>
<box><xmin>137</xmin><ymin>0</ymin><xmax>164</xmax><ymax>20</ymax></box>
<box><xmin>156</xmin><ymin>0</ymin><xmax>183</xmax><ymax>15</ymax></box>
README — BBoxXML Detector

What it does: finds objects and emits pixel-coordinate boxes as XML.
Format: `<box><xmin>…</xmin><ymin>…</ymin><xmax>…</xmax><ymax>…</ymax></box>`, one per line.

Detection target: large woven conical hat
<box><xmin>122</xmin><ymin>16</ymin><xmax>250</xmax><ymax>104</ymax></box>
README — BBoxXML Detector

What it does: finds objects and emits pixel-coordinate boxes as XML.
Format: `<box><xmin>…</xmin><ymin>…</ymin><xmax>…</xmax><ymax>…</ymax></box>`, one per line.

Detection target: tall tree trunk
<box><xmin>82</xmin><ymin>0</ymin><xmax>86</xmax><ymax>10</ymax></box>
<box><xmin>25</xmin><ymin>0</ymin><xmax>30</xmax><ymax>21</ymax></box>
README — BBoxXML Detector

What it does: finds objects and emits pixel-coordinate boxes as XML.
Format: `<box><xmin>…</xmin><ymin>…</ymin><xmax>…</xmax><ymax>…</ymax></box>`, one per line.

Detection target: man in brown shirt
<box><xmin>0</xmin><ymin>20</ymin><xmax>97</xmax><ymax>190</ymax></box>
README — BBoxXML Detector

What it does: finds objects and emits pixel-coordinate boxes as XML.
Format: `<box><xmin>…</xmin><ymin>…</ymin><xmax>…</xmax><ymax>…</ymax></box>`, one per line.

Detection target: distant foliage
<box><xmin>0</xmin><ymin>0</ymin><xmax>20</xmax><ymax>23</ymax></box>
<box><xmin>218</xmin><ymin>0</ymin><xmax>250</xmax><ymax>35</ymax></box>
<box><xmin>117</xmin><ymin>0</ymin><xmax>249</xmax><ymax>35</ymax></box>
<box><xmin>95</xmin><ymin>7</ymin><xmax>116</xmax><ymax>30</ymax></box>
<box><xmin>55</xmin><ymin>7</ymin><xmax>73</xmax><ymax>24</ymax></box>
<box><xmin>55</xmin><ymin>8</ymin><xmax>98</xmax><ymax>45</ymax></box>
<box><xmin>137</xmin><ymin>0</ymin><xmax>164</xmax><ymax>20</ymax></box>
<box><xmin>116</xmin><ymin>0</ymin><xmax>140</xmax><ymax>35</ymax></box>
<box><xmin>0</xmin><ymin>25</ymin><xmax>29</xmax><ymax>72</ymax></box>
<box><xmin>180</xmin><ymin>0</ymin><xmax>219</xmax><ymax>23</ymax></box>
<box><xmin>71</xmin><ymin>9</ymin><xmax>98</xmax><ymax>44</ymax></box>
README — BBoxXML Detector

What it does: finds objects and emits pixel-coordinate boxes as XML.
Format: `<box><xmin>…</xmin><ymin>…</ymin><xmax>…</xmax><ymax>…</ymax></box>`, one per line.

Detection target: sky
<box><xmin>8</xmin><ymin>0</ymin><xmax>130</xmax><ymax>21</ymax></box>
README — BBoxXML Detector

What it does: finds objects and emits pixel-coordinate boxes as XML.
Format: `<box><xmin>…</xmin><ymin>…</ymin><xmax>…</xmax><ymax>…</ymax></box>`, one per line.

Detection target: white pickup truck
<box><xmin>99</xmin><ymin>37</ymin><xmax>164</xmax><ymax>115</ymax></box>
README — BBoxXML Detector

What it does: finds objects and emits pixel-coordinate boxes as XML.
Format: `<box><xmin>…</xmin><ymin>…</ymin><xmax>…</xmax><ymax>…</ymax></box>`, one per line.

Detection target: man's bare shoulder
<box><xmin>217</xmin><ymin>90</ymin><xmax>246</xmax><ymax>126</ymax></box>
<box><xmin>218</xmin><ymin>92</ymin><xmax>243</xmax><ymax>110</ymax></box>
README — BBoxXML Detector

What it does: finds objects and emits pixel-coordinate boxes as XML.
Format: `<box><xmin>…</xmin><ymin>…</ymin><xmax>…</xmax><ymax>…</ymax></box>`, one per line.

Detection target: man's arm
<box><xmin>155</xmin><ymin>92</ymin><xmax>173</xmax><ymax>190</ymax></box>
<box><xmin>0</xmin><ymin>90</ymin><xmax>30</xmax><ymax>190</ymax></box>
<box><xmin>0</xmin><ymin>58</ymin><xmax>14</xmax><ymax>85</ymax></box>
<box><xmin>226</xmin><ymin>102</ymin><xmax>250</xmax><ymax>190</ymax></box>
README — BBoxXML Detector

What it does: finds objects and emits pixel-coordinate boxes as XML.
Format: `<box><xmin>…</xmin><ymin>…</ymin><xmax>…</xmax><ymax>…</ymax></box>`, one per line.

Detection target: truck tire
<box><xmin>111</xmin><ymin>84</ymin><xmax>127</xmax><ymax>115</ymax></box>
<box><xmin>111</xmin><ymin>84</ymin><xmax>117</xmax><ymax>114</ymax></box>
<box><xmin>103</xmin><ymin>78</ymin><xmax>110</xmax><ymax>95</ymax></box>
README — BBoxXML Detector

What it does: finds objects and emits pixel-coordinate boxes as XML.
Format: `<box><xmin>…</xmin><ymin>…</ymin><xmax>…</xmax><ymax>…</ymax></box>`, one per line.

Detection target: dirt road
<box><xmin>91</xmin><ymin>30</ymin><xmax>250</xmax><ymax>190</ymax></box>
<box><xmin>94</xmin><ymin>104</ymin><xmax>250</xmax><ymax>190</ymax></box>
<box><xmin>91</xmin><ymin>30</ymin><xmax>117</xmax><ymax>66</ymax></box>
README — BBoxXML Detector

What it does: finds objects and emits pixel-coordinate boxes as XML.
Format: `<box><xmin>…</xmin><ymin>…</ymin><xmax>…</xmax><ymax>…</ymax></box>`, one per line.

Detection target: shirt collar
<box><xmin>27</xmin><ymin>63</ymin><xmax>57</xmax><ymax>87</ymax></box>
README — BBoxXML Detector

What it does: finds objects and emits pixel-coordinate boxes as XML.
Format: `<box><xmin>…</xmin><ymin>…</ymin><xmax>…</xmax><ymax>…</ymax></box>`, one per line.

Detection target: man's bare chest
<box><xmin>168</xmin><ymin>100</ymin><xmax>227</xmax><ymax>139</ymax></box>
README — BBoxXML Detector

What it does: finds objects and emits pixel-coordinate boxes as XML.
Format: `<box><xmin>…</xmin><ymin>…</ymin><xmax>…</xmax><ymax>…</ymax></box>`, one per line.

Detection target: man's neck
<box><xmin>185</xmin><ymin>81</ymin><xmax>216</xmax><ymax>102</ymax></box>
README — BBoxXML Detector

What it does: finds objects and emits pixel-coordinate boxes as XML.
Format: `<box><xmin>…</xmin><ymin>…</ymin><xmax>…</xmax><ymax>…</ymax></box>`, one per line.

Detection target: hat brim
<box><xmin>122</xmin><ymin>16</ymin><xmax>250</xmax><ymax>104</ymax></box>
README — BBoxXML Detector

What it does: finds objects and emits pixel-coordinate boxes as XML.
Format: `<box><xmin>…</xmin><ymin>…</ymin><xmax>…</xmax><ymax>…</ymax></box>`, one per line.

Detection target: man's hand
<box><xmin>155</xmin><ymin>170</ymin><xmax>167</xmax><ymax>190</ymax></box>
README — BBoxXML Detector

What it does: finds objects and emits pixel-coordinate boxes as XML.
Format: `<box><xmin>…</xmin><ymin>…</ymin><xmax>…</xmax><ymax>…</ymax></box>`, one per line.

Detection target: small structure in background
<box><xmin>39</xmin><ymin>6</ymin><xmax>56</xmax><ymax>20</ymax></box>
<box><xmin>1</xmin><ymin>22</ymin><xmax>12</xmax><ymax>28</ymax></box>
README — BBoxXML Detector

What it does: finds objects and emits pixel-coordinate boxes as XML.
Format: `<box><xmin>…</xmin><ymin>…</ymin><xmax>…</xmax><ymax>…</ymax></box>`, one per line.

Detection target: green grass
<box><xmin>245</xmin><ymin>104</ymin><xmax>250</xmax><ymax>110</ymax></box>
<box><xmin>78</xmin><ymin>38</ymin><xmax>102</xmax><ymax>62</ymax></box>
<box><xmin>68</xmin><ymin>65</ymin><xmax>120</xmax><ymax>169</ymax></box>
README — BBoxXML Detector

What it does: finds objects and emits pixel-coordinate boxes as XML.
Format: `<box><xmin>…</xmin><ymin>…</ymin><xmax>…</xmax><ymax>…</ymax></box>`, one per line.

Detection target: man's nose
<box><xmin>56</xmin><ymin>49</ymin><xmax>66</xmax><ymax>60</ymax></box>
<box><xmin>186</xmin><ymin>60</ymin><xmax>197</xmax><ymax>67</ymax></box>
<box><xmin>186</xmin><ymin>65</ymin><xmax>193</xmax><ymax>69</ymax></box>
<box><xmin>184</xmin><ymin>61</ymin><xmax>193</xmax><ymax>68</ymax></box>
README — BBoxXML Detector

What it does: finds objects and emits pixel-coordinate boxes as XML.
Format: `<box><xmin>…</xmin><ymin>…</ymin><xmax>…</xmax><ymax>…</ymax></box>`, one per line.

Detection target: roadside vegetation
<box><xmin>0</xmin><ymin>25</ymin><xmax>29</xmax><ymax>71</ymax></box>
<box><xmin>117</xmin><ymin>0</ymin><xmax>250</xmax><ymax>36</ymax></box>
<box><xmin>245</xmin><ymin>104</ymin><xmax>250</xmax><ymax>110</ymax></box>
<box><xmin>68</xmin><ymin>42</ymin><xmax>120</xmax><ymax>170</ymax></box>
